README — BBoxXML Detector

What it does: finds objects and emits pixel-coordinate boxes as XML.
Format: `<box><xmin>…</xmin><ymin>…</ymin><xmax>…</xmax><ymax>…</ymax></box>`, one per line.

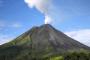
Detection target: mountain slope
<box><xmin>0</xmin><ymin>24</ymin><xmax>90</xmax><ymax>60</ymax></box>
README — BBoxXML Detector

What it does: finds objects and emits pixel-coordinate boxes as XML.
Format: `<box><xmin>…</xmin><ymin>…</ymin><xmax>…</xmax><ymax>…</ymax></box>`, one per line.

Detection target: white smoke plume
<box><xmin>24</xmin><ymin>0</ymin><xmax>54</xmax><ymax>24</ymax></box>
<box><xmin>45</xmin><ymin>15</ymin><xmax>52</xmax><ymax>24</ymax></box>
<box><xmin>24</xmin><ymin>0</ymin><xmax>90</xmax><ymax>25</ymax></box>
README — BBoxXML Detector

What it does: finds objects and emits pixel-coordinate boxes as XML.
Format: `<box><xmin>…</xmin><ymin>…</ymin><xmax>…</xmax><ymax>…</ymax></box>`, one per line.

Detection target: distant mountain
<box><xmin>0</xmin><ymin>24</ymin><xmax>90</xmax><ymax>60</ymax></box>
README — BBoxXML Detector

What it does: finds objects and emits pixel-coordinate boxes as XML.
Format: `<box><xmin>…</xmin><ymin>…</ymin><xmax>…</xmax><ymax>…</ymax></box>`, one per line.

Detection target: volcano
<box><xmin>0</xmin><ymin>24</ymin><xmax>90</xmax><ymax>60</ymax></box>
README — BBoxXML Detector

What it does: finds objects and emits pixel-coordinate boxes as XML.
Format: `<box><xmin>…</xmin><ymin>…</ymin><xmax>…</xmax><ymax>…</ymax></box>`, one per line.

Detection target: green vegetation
<box><xmin>0</xmin><ymin>47</ymin><xmax>90</xmax><ymax>60</ymax></box>
<box><xmin>46</xmin><ymin>56</ymin><xmax>64</xmax><ymax>60</ymax></box>
<box><xmin>0</xmin><ymin>34</ymin><xmax>32</xmax><ymax>60</ymax></box>
<box><xmin>0</xmin><ymin>34</ymin><xmax>90</xmax><ymax>60</ymax></box>
<box><xmin>64</xmin><ymin>50</ymin><xmax>90</xmax><ymax>60</ymax></box>
<box><xmin>30</xmin><ymin>51</ymin><xmax>90</xmax><ymax>60</ymax></box>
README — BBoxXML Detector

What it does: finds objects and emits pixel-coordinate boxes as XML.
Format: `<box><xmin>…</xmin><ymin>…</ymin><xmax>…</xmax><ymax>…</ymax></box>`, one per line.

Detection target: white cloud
<box><xmin>11</xmin><ymin>23</ymin><xmax>22</xmax><ymax>28</ymax></box>
<box><xmin>0</xmin><ymin>21</ymin><xmax>22</xmax><ymax>45</ymax></box>
<box><xmin>0</xmin><ymin>34</ymin><xmax>14</xmax><ymax>45</ymax></box>
<box><xmin>0</xmin><ymin>21</ymin><xmax>23</xmax><ymax>45</ymax></box>
<box><xmin>65</xmin><ymin>29</ymin><xmax>90</xmax><ymax>47</ymax></box>
<box><xmin>0</xmin><ymin>20</ymin><xmax>22</xmax><ymax>29</ymax></box>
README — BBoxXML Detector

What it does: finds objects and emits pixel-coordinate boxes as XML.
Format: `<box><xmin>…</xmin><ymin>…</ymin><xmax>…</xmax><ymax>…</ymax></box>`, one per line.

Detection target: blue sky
<box><xmin>0</xmin><ymin>0</ymin><xmax>90</xmax><ymax>46</ymax></box>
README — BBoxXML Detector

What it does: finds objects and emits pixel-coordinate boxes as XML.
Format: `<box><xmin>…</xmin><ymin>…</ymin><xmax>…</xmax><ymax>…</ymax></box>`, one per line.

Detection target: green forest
<box><xmin>0</xmin><ymin>50</ymin><xmax>90</xmax><ymax>60</ymax></box>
